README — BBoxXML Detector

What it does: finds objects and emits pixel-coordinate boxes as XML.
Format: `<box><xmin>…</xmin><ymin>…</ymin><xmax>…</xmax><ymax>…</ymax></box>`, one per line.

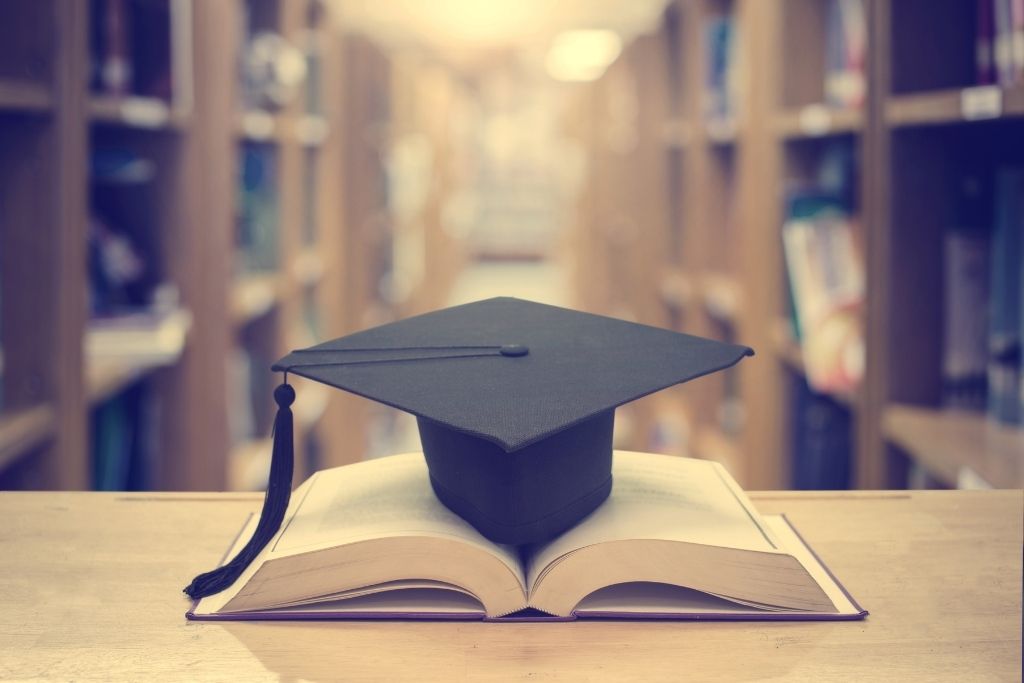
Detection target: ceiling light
<box><xmin>545</xmin><ymin>29</ymin><xmax>622</xmax><ymax>82</ymax></box>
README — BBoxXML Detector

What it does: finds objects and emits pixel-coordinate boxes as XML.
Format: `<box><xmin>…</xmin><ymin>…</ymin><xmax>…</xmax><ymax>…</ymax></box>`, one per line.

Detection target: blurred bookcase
<box><xmin>567</xmin><ymin>0</ymin><xmax>1023</xmax><ymax>490</ymax></box>
<box><xmin>0</xmin><ymin>0</ymin><xmax>388</xmax><ymax>491</ymax></box>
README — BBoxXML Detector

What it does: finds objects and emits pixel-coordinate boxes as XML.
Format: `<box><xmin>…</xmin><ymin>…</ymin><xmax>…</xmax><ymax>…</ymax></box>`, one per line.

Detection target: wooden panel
<box><xmin>154</xmin><ymin>0</ymin><xmax>238</xmax><ymax>490</ymax></box>
<box><xmin>779</xmin><ymin>0</ymin><xmax>828</xmax><ymax>107</ymax></box>
<box><xmin>50</xmin><ymin>0</ymin><xmax>89</xmax><ymax>489</ymax></box>
<box><xmin>0</xmin><ymin>491</ymin><xmax>1020</xmax><ymax>679</ymax></box>
<box><xmin>858</xmin><ymin>0</ymin><xmax>895</xmax><ymax>488</ymax></box>
<box><xmin>733</xmin><ymin>0</ymin><xmax>786</xmax><ymax>489</ymax></box>
<box><xmin>0</xmin><ymin>405</ymin><xmax>56</xmax><ymax>471</ymax></box>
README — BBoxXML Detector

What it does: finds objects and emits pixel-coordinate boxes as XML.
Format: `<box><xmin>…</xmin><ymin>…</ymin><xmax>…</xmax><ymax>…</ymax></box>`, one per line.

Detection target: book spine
<box><xmin>824</xmin><ymin>0</ymin><xmax>866</xmax><ymax>109</ymax></box>
<box><xmin>1011</xmin><ymin>0</ymin><xmax>1024</xmax><ymax>83</ymax></box>
<box><xmin>943</xmin><ymin>174</ymin><xmax>991</xmax><ymax>411</ymax></box>
<box><xmin>987</xmin><ymin>168</ymin><xmax>1024</xmax><ymax>425</ymax></box>
<box><xmin>943</xmin><ymin>232</ymin><xmax>991</xmax><ymax>410</ymax></box>
<box><xmin>995</xmin><ymin>0</ymin><xmax>1014</xmax><ymax>85</ymax></box>
<box><xmin>978</xmin><ymin>0</ymin><xmax>997</xmax><ymax>84</ymax></box>
<box><xmin>703</xmin><ymin>16</ymin><xmax>736</xmax><ymax>123</ymax></box>
<box><xmin>100</xmin><ymin>0</ymin><xmax>132</xmax><ymax>95</ymax></box>
<box><xmin>790</xmin><ymin>380</ymin><xmax>852</xmax><ymax>490</ymax></box>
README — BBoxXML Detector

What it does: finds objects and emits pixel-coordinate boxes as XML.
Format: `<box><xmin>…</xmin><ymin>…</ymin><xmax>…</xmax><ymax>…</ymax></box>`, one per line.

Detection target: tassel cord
<box><xmin>183</xmin><ymin>382</ymin><xmax>295</xmax><ymax>599</ymax></box>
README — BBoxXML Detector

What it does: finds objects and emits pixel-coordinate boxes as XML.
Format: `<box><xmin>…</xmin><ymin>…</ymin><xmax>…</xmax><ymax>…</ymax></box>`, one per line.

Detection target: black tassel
<box><xmin>184</xmin><ymin>382</ymin><xmax>296</xmax><ymax>599</ymax></box>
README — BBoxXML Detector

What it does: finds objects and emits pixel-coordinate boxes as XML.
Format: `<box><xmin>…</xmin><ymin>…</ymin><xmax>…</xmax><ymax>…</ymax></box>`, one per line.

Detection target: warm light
<box><xmin>545</xmin><ymin>29</ymin><xmax>622</xmax><ymax>82</ymax></box>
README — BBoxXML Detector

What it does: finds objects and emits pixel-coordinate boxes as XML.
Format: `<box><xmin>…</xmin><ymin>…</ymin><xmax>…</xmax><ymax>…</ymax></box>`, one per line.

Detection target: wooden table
<box><xmin>1</xmin><ymin>490</ymin><xmax>1020</xmax><ymax>681</ymax></box>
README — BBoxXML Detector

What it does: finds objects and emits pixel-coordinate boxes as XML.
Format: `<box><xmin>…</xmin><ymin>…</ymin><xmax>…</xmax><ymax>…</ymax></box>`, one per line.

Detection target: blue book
<box><xmin>988</xmin><ymin>168</ymin><xmax>1024</xmax><ymax>424</ymax></box>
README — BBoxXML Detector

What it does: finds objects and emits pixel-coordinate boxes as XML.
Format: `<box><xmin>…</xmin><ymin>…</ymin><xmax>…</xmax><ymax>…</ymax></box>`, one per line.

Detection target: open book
<box><xmin>189</xmin><ymin>451</ymin><xmax>866</xmax><ymax>621</ymax></box>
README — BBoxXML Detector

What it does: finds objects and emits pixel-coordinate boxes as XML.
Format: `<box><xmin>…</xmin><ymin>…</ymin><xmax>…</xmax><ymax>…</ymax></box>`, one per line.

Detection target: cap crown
<box><xmin>275</xmin><ymin>297</ymin><xmax>753</xmax><ymax>452</ymax></box>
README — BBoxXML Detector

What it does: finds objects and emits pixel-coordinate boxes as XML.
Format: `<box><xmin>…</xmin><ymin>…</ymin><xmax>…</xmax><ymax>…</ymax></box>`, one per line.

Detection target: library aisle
<box><xmin>0</xmin><ymin>0</ymin><xmax>1021</xmax><ymax>495</ymax></box>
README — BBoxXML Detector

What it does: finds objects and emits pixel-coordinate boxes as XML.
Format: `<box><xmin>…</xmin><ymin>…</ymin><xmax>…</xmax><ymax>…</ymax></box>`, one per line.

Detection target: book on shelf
<box><xmin>789</xmin><ymin>379</ymin><xmax>852</xmax><ymax>490</ymax></box>
<box><xmin>90</xmin><ymin>382</ymin><xmax>156</xmax><ymax>491</ymax></box>
<box><xmin>987</xmin><ymin>167</ymin><xmax>1023</xmax><ymax>425</ymax></box>
<box><xmin>942</xmin><ymin>173</ymin><xmax>991</xmax><ymax>411</ymax></box>
<box><xmin>781</xmin><ymin>191</ymin><xmax>865</xmax><ymax>394</ymax></box>
<box><xmin>90</xmin><ymin>0</ymin><xmax>131</xmax><ymax>96</ymax></box>
<box><xmin>1015</xmin><ymin>0</ymin><xmax>1024</xmax><ymax>84</ymax></box>
<box><xmin>188</xmin><ymin>451</ymin><xmax>865</xmax><ymax>622</ymax></box>
<box><xmin>88</xmin><ymin>0</ymin><xmax>193</xmax><ymax>105</ymax></box>
<box><xmin>986</xmin><ymin>0</ymin><xmax>1024</xmax><ymax>86</ymax></box>
<box><xmin>702</xmin><ymin>13</ymin><xmax>739</xmax><ymax>126</ymax></box>
<box><xmin>236</xmin><ymin>143</ymin><xmax>280</xmax><ymax>273</ymax></box>
<box><xmin>824</xmin><ymin>0</ymin><xmax>866</xmax><ymax>109</ymax></box>
<box><xmin>978</xmin><ymin>0</ymin><xmax>997</xmax><ymax>85</ymax></box>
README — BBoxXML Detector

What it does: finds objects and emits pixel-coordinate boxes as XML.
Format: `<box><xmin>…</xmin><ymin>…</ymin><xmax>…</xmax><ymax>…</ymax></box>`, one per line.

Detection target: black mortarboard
<box><xmin>185</xmin><ymin>297</ymin><xmax>753</xmax><ymax>598</ymax></box>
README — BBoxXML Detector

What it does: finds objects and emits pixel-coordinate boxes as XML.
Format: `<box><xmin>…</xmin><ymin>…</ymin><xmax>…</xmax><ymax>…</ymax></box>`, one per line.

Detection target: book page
<box><xmin>269</xmin><ymin>453</ymin><xmax>523</xmax><ymax>583</ymax></box>
<box><xmin>569</xmin><ymin>516</ymin><xmax>863</xmax><ymax>617</ymax></box>
<box><xmin>255</xmin><ymin>588</ymin><xmax>485</xmax><ymax>616</ymax></box>
<box><xmin>527</xmin><ymin>451</ymin><xmax>779</xmax><ymax>588</ymax></box>
<box><xmin>193</xmin><ymin>453</ymin><xmax>526</xmax><ymax>616</ymax></box>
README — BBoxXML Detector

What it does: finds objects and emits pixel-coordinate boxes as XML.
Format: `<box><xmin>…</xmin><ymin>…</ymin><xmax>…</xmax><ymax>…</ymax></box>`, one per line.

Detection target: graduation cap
<box><xmin>185</xmin><ymin>297</ymin><xmax>753</xmax><ymax>599</ymax></box>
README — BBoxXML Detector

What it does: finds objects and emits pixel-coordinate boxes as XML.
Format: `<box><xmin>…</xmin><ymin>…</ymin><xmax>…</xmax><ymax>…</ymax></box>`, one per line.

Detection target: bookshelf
<box><xmin>569</xmin><ymin>0</ymin><xmax>1023</xmax><ymax>490</ymax></box>
<box><xmin>3</xmin><ymin>1</ymin><xmax>1020</xmax><ymax>493</ymax></box>
<box><xmin>0</xmin><ymin>0</ymin><xmax>378</xmax><ymax>492</ymax></box>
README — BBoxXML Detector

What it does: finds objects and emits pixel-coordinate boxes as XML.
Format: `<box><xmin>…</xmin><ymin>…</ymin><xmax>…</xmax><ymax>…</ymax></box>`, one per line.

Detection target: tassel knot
<box><xmin>184</xmin><ymin>379</ymin><xmax>295</xmax><ymax>600</ymax></box>
<box><xmin>274</xmin><ymin>383</ymin><xmax>295</xmax><ymax>407</ymax></box>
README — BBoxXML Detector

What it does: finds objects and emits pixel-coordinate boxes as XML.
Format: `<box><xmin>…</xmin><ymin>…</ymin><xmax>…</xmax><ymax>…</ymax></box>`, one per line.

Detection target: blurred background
<box><xmin>0</xmin><ymin>0</ymin><xmax>1021</xmax><ymax>494</ymax></box>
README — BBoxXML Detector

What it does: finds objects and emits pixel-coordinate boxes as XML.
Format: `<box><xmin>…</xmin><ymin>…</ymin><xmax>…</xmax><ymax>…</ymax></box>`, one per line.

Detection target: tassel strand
<box><xmin>183</xmin><ymin>382</ymin><xmax>295</xmax><ymax>599</ymax></box>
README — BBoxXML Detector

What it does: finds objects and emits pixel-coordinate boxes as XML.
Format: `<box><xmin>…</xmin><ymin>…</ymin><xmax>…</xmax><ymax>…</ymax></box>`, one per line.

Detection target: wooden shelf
<box><xmin>86</xmin><ymin>356</ymin><xmax>162</xmax><ymax>404</ymax></box>
<box><xmin>0</xmin><ymin>79</ymin><xmax>52</xmax><ymax>113</ymax></box>
<box><xmin>292</xmin><ymin>249</ymin><xmax>326</xmax><ymax>287</ymax></box>
<box><xmin>295</xmin><ymin>115</ymin><xmax>330</xmax><ymax>147</ymax></box>
<box><xmin>237</xmin><ymin>110</ymin><xmax>285</xmax><ymax>143</ymax></box>
<box><xmin>699</xmin><ymin>272</ymin><xmax>741</xmax><ymax>325</ymax></box>
<box><xmin>89</xmin><ymin>95</ymin><xmax>188</xmax><ymax>130</ymax></box>
<box><xmin>230</xmin><ymin>273</ymin><xmax>282</xmax><ymax>325</ymax></box>
<box><xmin>0</xmin><ymin>1</ymin><xmax>356</xmax><ymax>490</ymax></box>
<box><xmin>883</xmin><ymin>404</ymin><xmax>1024</xmax><ymax>489</ymax></box>
<box><xmin>661</xmin><ymin>118</ymin><xmax>692</xmax><ymax>149</ymax></box>
<box><xmin>228</xmin><ymin>437</ymin><xmax>272</xmax><ymax>492</ymax></box>
<box><xmin>705</xmin><ymin>118</ymin><xmax>738</xmax><ymax>146</ymax></box>
<box><xmin>84</xmin><ymin>309</ymin><xmax>192</xmax><ymax>403</ymax></box>
<box><xmin>0</xmin><ymin>404</ymin><xmax>57</xmax><ymax>471</ymax></box>
<box><xmin>886</xmin><ymin>86</ymin><xmax>1024</xmax><ymax>128</ymax></box>
<box><xmin>774</xmin><ymin>105</ymin><xmax>863</xmax><ymax>139</ymax></box>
